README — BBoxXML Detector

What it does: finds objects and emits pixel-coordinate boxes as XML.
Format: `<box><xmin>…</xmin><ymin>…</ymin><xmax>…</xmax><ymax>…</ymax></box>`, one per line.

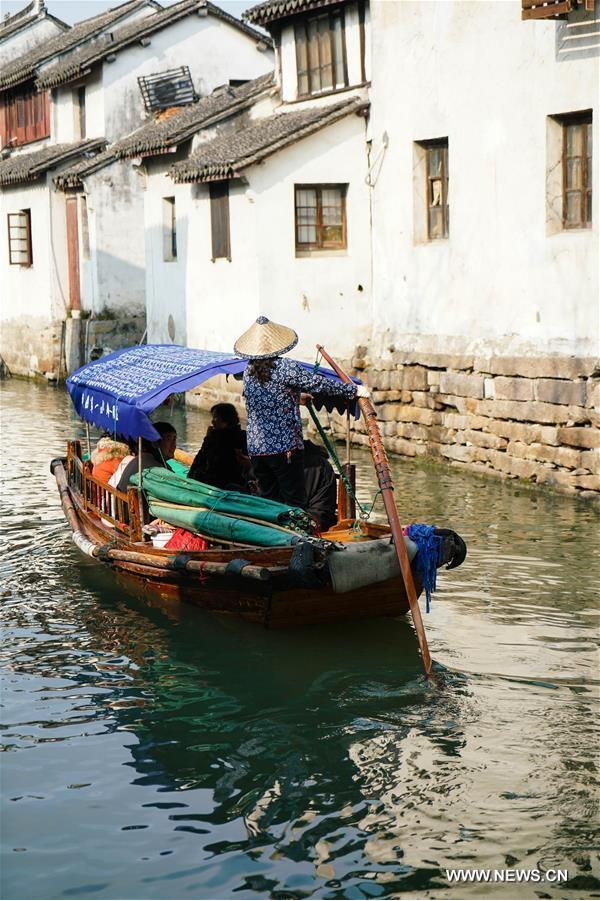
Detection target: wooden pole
<box><xmin>317</xmin><ymin>345</ymin><xmax>433</xmax><ymax>676</ymax></box>
<box><xmin>85</xmin><ymin>422</ymin><xmax>91</xmax><ymax>459</ymax></box>
<box><xmin>137</xmin><ymin>436</ymin><xmax>145</xmax><ymax>529</ymax></box>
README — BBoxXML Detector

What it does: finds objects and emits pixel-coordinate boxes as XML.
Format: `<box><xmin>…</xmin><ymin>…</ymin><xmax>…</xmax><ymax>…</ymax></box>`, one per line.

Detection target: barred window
<box><xmin>7</xmin><ymin>209</ymin><xmax>32</xmax><ymax>266</ymax></box>
<box><xmin>295</xmin><ymin>184</ymin><xmax>347</xmax><ymax>252</ymax></box>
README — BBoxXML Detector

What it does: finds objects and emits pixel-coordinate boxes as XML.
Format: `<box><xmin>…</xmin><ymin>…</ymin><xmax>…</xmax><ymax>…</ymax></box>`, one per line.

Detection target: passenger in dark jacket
<box><xmin>303</xmin><ymin>439</ymin><xmax>337</xmax><ymax>532</ymax></box>
<box><xmin>188</xmin><ymin>403</ymin><xmax>250</xmax><ymax>490</ymax></box>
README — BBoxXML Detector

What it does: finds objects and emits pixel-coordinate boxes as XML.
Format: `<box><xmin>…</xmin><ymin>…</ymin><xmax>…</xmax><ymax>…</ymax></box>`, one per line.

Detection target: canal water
<box><xmin>1</xmin><ymin>379</ymin><xmax>598</xmax><ymax>900</ymax></box>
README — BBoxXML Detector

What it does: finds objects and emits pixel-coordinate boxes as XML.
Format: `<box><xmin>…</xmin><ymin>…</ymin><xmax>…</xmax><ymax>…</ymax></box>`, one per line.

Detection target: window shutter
<box><xmin>209</xmin><ymin>182</ymin><xmax>231</xmax><ymax>261</ymax></box>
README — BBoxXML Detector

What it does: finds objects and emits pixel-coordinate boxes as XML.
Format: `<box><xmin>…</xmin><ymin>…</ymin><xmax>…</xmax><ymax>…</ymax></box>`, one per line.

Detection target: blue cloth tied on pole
<box><xmin>407</xmin><ymin>523</ymin><xmax>444</xmax><ymax>613</ymax></box>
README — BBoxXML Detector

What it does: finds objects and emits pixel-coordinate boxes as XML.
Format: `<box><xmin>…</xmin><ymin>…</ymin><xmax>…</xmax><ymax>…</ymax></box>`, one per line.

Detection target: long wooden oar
<box><xmin>317</xmin><ymin>345</ymin><xmax>433</xmax><ymax>676</ymax></box>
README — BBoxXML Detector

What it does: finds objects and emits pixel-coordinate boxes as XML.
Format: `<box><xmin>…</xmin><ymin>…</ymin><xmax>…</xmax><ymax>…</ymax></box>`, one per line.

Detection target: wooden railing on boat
<box><xmin>66</xmin><ymin>441</ymin><xmax>143</xmax><ymax>542</ymax></box>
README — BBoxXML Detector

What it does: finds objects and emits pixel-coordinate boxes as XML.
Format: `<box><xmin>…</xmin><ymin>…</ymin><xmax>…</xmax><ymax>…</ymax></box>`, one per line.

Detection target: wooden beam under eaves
<box><xmin>521</xmin><ymin>0</ymin><xmax>572</xmax><ymax>19</ymax></box>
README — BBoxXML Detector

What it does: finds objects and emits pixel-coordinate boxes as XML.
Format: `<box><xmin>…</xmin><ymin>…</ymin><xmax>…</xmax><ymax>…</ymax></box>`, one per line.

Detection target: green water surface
<box><xmin>1</xmin><ymin>380</ymin><xmax>598</xmax><ymax>900</ymax></box>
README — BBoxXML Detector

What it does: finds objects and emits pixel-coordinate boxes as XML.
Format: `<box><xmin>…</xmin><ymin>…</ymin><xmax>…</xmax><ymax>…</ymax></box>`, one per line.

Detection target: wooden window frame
<box><xmin>561</xmin><ymin>112</ymin><xmax>592</xmax><ymax>230</ymax></box>
<box><xmin>80</xmin><ymin>195</ymin><xmax>90</xmax><ymax>260</ymax></box>
<box><xmin>76</xmin><ymin>85</ymin><xmax>86</xmax><ymax>140</ymax></box>
<box><xmin>1</xmin><ymin>89</ymin><xmax>50</xmax><ymax>148</ymax></box>
<box><xmin>162</xmin><ymin>196</ymin><xmax>177</xmax><ymax>262</ymax></box>
<box><xmin>423</xmin><ymin>139</ymin><xmax>449</xmax><ymax>241</ymax></box>
<box><xmin>7</xmin><ymin>209</ymin><xmax>33</xmax><ymax>267</ymax></box>
<box><xmin>295</xmin><ymin>8</ymin><xmax>348</xmax><ymax>98</ymax></box>
<box><xmin>295</xmin><ymin>183</ymin><xmax>348</xmax><ymax>253</ymax></box>
<box><xmin>209</xmin><ymin>181</ymin><xmax>231</xmax><ymax>262</ymax></box>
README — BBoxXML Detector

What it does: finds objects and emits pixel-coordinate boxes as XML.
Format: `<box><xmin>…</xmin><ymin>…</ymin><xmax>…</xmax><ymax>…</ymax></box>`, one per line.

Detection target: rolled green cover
<box><xmin>147</xmin><ymin>501</ymin><xmax>299</xmax><ymax>548</ymax></box>
<box><xmin>134</xmin><ymin>467</ymin><xmax>312</xmax><ymax>532</ymax></box>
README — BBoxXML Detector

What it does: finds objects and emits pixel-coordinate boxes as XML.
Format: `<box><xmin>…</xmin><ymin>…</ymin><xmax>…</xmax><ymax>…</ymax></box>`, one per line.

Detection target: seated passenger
<box><xmin>188</xmin><ymin>403</ymin><xmax>250</xmax><ymax>490</ymax></box>
<box><xmin>153</xmin><ymin>421</ymin><xmax>177</xmax><ymax>466</ymax></box>
<box><xmin>109</xmin><ymin>438</ymin><xmax>165</xmax><ymax>494</ymax></box>
<box><xmin>303</xmin><ymin>439</ymin><xmax>337</xmax><ymax>532</ymax></box>
<box><xmin>91</xmin><ymin>433</ymin><xmax>130</xmax><ymax>483</ymax></box>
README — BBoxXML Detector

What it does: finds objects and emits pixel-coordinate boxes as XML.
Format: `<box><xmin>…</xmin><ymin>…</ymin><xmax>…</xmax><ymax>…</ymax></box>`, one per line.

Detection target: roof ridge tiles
<box><xmin>170</xmin><ymin>95</ymin><xmax>368</xmax><ymax>183</ymax></box>
<box><xmin>0</xmin><ymin>0</ymin><xmax>154</xmax><ymax>91</ymax></box>
<box><xmin>36</xmin><ymin>0</ymin><xmax>272</xmax><ymax>91</ymax></box>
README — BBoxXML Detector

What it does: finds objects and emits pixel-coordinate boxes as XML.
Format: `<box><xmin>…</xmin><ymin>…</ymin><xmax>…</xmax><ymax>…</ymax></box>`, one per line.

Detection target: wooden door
<box><xmin>66</xmin><ymin>196</ymin><xmax>81</xmax><ymax>312</ymax></box>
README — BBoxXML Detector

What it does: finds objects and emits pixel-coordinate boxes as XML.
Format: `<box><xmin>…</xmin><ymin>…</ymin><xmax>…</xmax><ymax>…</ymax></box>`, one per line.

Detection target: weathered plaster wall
<box><xmin>144</xmin><ymin>167</ymin><xmax>190</xmax><ymax>345</ymax></box>
<box><xmin>81</xmin><ymin>162</ymin><xmax>146</xmax><ymax>316</ymax></box>
<box><xmin>101</xmin><ymin>15</ymin><xmax>273</xmax><ymax>142</ymax></box>
<box><xmin>368</xmin><ymin>0</ymin><xmax>599</xmax><ymax>359</ymax></box>
<box><xmin>0</xmin><ymin>177</ymin><xmax>69</xmax><ymax>376</ymax></box>
<box><xmin>184</xmin><ymin>111</ymin><xmax>372</xmax><ymax>361</ymax></box>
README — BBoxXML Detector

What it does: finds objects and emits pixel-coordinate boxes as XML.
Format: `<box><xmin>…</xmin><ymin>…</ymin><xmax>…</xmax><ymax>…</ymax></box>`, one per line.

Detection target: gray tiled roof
<box><xmin>114</xmin><ymin>72</ymin><xmax>275</xmax><ymax>158</ymax></box>
<box><xmin>37</xmin><ymin>0</ymin><xmax>272</xmax><ymax>91</ymax></box>
<box><xmin>0</xmin><ymin>138</ymin><xmax>106</xmax><ymax>185</ymax></box>
<box><xmin>0</xmin><ymin>2</ymin><xmax>68</xmax><ymax>41</ymax></box>
<box><xmin>170</xmin><ymin>95</ymin><xmax>367</xmax><ymax>182</ymax></box>
<box><xmin>244</xmin><ymin>0</ymin><xmax>341</xmax><ymax>27</ymax></box>
<box><xmin>52</xmin><ymin>72</ymin><xmax>275</xmax><ymax>189</ymax></box>
<box><xmin>0</xmin><ymin>0</ymin><xmax>155</xmax><ymax>91</ymax></box>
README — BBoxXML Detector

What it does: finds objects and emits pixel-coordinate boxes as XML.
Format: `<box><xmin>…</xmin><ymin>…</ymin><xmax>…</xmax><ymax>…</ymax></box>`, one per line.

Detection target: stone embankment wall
<box><xmin>334</xmin><ymin>351</ymin><xmax>600</xmax><ymax>499</ymax></box>
<box><xmin>188</xmin><ymin>352</ymin><xmax>599</xmax><ymax>499</ymax></box>
<box><xmin>0</xmin><ymin>315</ymin><xmax>146</xmax><ymax>379</ymax></box>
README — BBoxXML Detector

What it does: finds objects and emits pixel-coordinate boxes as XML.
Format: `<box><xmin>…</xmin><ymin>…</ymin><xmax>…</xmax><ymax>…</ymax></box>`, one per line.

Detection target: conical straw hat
<box><xmin>234</xmin><ymin>316</ymin><xmax>298</xmax><ymax>359</ymax></box>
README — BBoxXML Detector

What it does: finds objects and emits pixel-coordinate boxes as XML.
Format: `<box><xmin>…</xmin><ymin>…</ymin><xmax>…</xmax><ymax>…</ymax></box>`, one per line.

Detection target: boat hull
<box><xmin>53</xmin><ymin>456</ymin><xmax>417</xmax><ymax>627</ymax></box>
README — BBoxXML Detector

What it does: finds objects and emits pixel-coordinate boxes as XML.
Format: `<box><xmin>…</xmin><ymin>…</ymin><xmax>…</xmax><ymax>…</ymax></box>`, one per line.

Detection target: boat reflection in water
<box><xmin>73</xmin><ymin>562</ymin><xmax>471</xmax><ymax>891</ymax></box>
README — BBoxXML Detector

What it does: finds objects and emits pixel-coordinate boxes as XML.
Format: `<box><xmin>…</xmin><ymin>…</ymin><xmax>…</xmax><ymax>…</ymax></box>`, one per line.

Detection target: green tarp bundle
<box><xmin>147</xmin><ymin>501</ymin><xmax>300</xmax><ymax>548</ymax></box>
<box><xmin>131</xmin><ymin>467</ymin><xmax>314</xmax><ymax>547</ymax></box>
<box><xmin>134</xmin><ymin>468</ymin><xmax>313</xmax><ymax>532</ymax></box>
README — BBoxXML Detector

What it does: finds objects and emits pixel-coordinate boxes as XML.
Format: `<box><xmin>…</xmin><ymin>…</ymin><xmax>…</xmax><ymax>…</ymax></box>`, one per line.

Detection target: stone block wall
<box><xmin>328</xmin><ymin>350</ymin><xmax>600</xmax><ymax>499</ymax></box>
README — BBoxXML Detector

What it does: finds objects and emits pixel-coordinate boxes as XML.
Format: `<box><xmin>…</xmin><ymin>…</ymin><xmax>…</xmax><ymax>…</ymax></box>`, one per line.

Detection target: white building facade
<box><xmin>368</xmin><ymin>0</ymin><xmax>599</xmax><ymax>361</ymax></box>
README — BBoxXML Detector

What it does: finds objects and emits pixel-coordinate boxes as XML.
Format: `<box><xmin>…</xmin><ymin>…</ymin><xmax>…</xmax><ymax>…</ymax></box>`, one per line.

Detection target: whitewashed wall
<box><xmin>369</xmin><ymin>0</ymin><xmax>599</xmax><ymax>359</ymax></box>
<box><xmin>184</xmin><ymin>111</ymin><xmax>372</xmax><ymax>362</ymax></box>
<box><xmin>101</xmin><ymin>14</ymin><xmax>273</xmax><ymax>142</ymax></box>
<box><xmin>143</xmin><ymin>166</ymin><xmax>190</xmax><ymax>345</ymax></box>
<box><xmin>80</xmin><ymin>160</ymin><xmax>146</xmax><ymax>316</ymax></box>
<box><xmin>0</xmin><ymin>176</ymin><xmax>69</xmax><ymax>374</ymax></box>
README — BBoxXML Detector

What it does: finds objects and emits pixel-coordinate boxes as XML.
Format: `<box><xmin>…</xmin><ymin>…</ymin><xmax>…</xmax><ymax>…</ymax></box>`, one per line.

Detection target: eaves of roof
<box><xmin>53</xmin><ymin>146</ymin><xmax>118</xmax><ymax>190</ymax></box>
<box><xmin>36</xmin><ymin>0</ymin><xmax>273</xmax><ymax>91</ymax></box>
<box><xmin>0</xmin><ymin>0</ymin><xmax>155</xmax><ymax>92</ymax></box>
<box><xmin>170</xmin><ymin>96</ymin><xmax>368</xmax><ymax>183</ymax></box>
<box><xmin>0</xmin><ymin>137</ymin><xmax>106</xmax><ymax>186</ymax></box>
<box><xmin>244</xmin><ymin>0</ymin><xmax>342</xmax><ymax>27</ymax></box>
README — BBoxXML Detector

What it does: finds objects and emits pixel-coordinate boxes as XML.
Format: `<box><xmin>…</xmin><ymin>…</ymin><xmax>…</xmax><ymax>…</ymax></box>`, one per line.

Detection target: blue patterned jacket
<box><xmin>243</xmin><ymin>357</ymin><xmax>357</xmax><ymax>456</ymax></box>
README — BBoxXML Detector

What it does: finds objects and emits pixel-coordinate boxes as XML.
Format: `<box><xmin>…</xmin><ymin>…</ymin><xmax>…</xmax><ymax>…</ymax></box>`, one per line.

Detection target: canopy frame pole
<box><xmin>345</xmin><ymin>408</ymin><xmax>351</xmax><ymax>465</ymax></box>
<box><xmin>85</xmin><ymin>422</ymin><xmax>91</xmax><ymax>459</ymax></box>
<box><xmin>137</xmin><ymin>437</ymin><xmax>145</xmax><ymax>530</ymax></box>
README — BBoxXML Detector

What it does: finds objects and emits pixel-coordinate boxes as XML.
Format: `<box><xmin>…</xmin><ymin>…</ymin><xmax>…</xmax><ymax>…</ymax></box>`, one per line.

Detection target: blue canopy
<box><xmin>66</xmin><ymin>344</ymin><xmax>361</xmax><ymax>441</ymax></box>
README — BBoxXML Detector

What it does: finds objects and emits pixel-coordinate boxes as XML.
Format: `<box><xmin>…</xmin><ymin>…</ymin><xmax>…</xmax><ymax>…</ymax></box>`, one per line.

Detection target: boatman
<box><xmin>234</xmin><ymin>316</ymin><xmax>369</xmax><ymax>511</ymax></box>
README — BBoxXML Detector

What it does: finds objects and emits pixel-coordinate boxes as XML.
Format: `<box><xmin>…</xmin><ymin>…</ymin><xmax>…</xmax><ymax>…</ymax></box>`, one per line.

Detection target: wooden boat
<box><xmin>52</xmin><ymin>344</ymin><xmax>466</xmax><ymax>629</ymax></box>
